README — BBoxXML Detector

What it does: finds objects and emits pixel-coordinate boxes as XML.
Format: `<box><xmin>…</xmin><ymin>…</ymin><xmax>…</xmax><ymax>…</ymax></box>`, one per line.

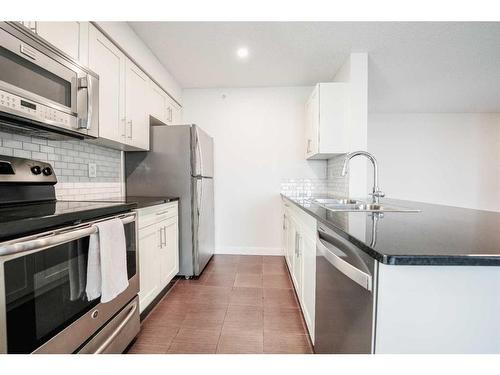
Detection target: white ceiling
<box><xmin>129</xmin><ymin>22</ymin><xmax>500</xmax><ymax>112</ymax></box>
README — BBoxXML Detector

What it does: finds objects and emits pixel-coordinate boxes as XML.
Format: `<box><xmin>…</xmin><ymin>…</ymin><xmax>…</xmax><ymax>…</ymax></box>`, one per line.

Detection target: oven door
<box><xmin>0</xmin><ymin>23</ymin><xmax>98</xmax><ymax>138</ymax></box>
<box><xmin>0</xmin><ymin>212</ymin><xmax>138</xmax><ymax>354</ymax></box>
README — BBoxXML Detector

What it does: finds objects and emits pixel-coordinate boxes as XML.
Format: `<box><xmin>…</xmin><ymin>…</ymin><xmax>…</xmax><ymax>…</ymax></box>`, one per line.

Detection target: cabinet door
<box><xmin>305</xmin><ymin>86</ymin><xmax>319</xmax><ymax>158</ymax></box>
<box><xmin>301</xmin><ymin>233</ymin><xmax>316</xmax><ymax>342</ymax></box>
<box><xmin>138</xmin><ymin>223</ymin><xmax>161</xmax><ymax>313</ymax></box>
<box><xmin>88</xmin><ymin>25</ymin><xmax>126</xmax><ymax>143</ymax></box>
<box><xmin>171</xmin><ymin>102</ymin><xmax>182</xmax><ymax>125</ymax></box>
<box><xmin>282</xmin><ymin>212</ymin><xmax>288</xmax><ymax>261</ymax></box>
<box><xmin>293</xmin><ymin>230</ymin><xmax>303</xmax><ymax>299</ymax></box>
<box><xmin>286</xmin><ymin>217</ymin><xmax>295</xmax><ymax>276</ymax></box>
<box><xmin>149</xmin><ymin>81</ymin><xmax>168</xmax><ymax>124</ymax></box>
<box><xmin>158</xmin><ymin>217</ymin><xmax>179</xmax><ymax>288</ymax></box>
<box><xmin>165</xmin><ymin>96</ymin><xmax>181</xmax><ymax>125</ymax></box>
<box><xmin>36</xmin><ymin>22</ymin><xmax>88</xmax><ymax>65</ymax></box>
<box><xmin>125</xmin><ymin>58</ymin><xmax>150</xmax><ymax>150</ymax></box>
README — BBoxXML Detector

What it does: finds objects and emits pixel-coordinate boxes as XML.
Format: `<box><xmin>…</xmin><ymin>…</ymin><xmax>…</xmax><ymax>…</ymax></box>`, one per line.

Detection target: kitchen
<box><xmin>1</xmin><ymin>3</ymin><xmax>500</xmax><ymax>371</ymax></box>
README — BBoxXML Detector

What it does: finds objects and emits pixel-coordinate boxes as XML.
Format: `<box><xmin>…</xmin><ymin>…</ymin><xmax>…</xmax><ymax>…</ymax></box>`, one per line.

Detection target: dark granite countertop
<box><xmin>84</xmin><ymin>196</ymin><xmax>180</xmax><ymax>209</ymax></box>
<box><xmin>282</xmin><ymin>194</ymin><xmax>500</xmax><ymax>266</ymax></box>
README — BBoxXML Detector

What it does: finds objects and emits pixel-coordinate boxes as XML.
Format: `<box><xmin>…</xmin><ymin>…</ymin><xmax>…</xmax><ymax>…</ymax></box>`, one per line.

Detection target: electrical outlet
<box><xmin>88</xmin><ymin>163</ymin><xmax>97</xmax><ymax>178</ymax></box>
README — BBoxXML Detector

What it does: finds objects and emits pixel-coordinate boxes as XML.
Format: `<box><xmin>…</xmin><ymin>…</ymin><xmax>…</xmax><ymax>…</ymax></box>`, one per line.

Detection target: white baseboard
<box><xmin>215</xmin><ymin>246</ymin><xmax>284</xmax><ymax>256</ymax></box>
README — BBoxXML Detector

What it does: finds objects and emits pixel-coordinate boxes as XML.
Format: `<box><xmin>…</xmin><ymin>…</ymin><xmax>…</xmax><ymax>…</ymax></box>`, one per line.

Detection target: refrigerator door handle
<box><xmin>196</xmin><ymin>177</ymin><xmax>204</xmax><ymax>218</ymax></box>
<box><xmin>196</xmin><ymin>128</ymin><xmax>204</xmax><ymax>177</ymax></box>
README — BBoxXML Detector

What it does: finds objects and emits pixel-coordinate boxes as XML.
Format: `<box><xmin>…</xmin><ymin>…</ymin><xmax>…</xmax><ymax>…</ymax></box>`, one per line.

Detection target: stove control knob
<box><xmin>30</xmin><ymin>166</ymin><xmax>42</xmax><ymax>175</ymax></box>
<box><xmin>42</xmin><ymin>167</ymin><xmax>53</xmax><ymax>176</ymax></box>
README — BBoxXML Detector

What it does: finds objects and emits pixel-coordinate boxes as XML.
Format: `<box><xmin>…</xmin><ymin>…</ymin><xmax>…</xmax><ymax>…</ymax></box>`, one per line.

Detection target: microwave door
<box><xmin>0</xmin><ymin>27</ymin><xmax>77</xmax><ymax>115</ymax></box>
<box><xmin>0</xmin><ymin>23</ymin><xmax>98</xmax><ymax>139</ymax></box>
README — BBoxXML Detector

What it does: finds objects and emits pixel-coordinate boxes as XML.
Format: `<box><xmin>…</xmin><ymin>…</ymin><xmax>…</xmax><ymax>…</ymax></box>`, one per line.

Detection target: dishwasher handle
<box><xmin>317</xmin><ymin>231</ymin><xmax>373</xmax><ymax>291</ymax></box>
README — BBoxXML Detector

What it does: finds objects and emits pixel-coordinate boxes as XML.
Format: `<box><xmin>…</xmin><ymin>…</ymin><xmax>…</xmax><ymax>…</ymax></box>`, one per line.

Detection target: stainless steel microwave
<box><xmin>0</xmin><ymin>22</ymin><xmax>99</xmax><ymax>139</ymax></box>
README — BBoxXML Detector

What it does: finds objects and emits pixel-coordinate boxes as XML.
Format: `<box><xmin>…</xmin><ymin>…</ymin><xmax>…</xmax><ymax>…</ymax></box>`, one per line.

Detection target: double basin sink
<box><xmin>309</xmin><ymin>198</ymin><xmax>420</xmax><ymax>212</ymax></box>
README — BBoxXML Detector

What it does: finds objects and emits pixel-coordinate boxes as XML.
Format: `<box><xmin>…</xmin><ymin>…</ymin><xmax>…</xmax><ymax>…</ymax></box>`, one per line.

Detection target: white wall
<box><xmin>96</xmin><ymin>22</ymin><xmax>182</xmax><ymax>103</ymax></box>
<box><xmin>368</xmin><ymin>113</ymin><xmax>500</xmax><ymax>212</ymax></box>
<box><xmin>332</xmin><ymin>53</ymin><xmax>368</xmax><ymax>199</ymax></box>
<box><xmin>183</xmin><ymin>87</ymin><xmax>325</xmax><ymax>254</ymax></box>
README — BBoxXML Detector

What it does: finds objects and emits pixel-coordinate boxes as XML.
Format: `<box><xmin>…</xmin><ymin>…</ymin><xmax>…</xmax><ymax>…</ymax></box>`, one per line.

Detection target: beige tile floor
<box><xmin>127</xmin><ymin>255</ymin><xmax>313</xmax><ymax>354</ymax></box>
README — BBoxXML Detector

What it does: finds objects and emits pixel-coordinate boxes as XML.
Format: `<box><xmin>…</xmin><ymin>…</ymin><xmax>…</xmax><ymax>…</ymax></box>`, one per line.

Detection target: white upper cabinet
<box><xmin>36</xmin><ymin>22</ymin><xmax>89</xmax><ymax>65</ymax></box>
<box><xmin>88</xmin><ymin>25</ymin><xmax>126</xmax><ymax>145</ymax></box>
<box><xmin>125</xmin><ymin>58</ymin><xmax>150</xmax><ymax>150</ymax></box>
<box><xmin>149</xmin><ymin>80</ymin><xmax>182</xmax><ymax>126</ymax></box>
<box><xmin>305</xmin><ymin>82</ymin><xmax>348</xmax><ymax>159</ymax></box>
<box><xmin>149</xmin><ymin>81</ymin><xmax>169</xmax><ymax>124</ymax></box>
<box><xmin>24</xmin><ymin>22</ymin><xmax>180</xmax><ymax>149</ymax></box>
<box><xmin>165</xmin><ymin>95</ymin><xmax>182</xmax><ymax>125</ymax></box>
<box><xmin>88</xmin><ymin>25</ymin><xmax>149</xmax><ymax>151</ymax></box>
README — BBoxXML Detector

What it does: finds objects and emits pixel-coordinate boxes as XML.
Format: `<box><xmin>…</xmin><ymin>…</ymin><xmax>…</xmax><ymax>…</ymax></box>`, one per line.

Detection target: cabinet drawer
<box><xmin>136</xmin><ymin>202</ymin><xmax>178</xmax><ymax>229</ymax></box>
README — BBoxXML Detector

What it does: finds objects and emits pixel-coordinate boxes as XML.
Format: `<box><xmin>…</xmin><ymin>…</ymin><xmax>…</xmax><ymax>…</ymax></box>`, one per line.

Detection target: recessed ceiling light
<box><xmin>236</xmin><ymin>47</ymin><xmax>249</xmax><ymax>59</ymax></box>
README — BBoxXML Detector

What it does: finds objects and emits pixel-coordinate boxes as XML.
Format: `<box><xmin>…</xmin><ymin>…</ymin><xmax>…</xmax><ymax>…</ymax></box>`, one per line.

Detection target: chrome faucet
<box><xmin>341</xmin><ymin>151</ymin><xmax>385</xmax><ymax>204</ymax></box>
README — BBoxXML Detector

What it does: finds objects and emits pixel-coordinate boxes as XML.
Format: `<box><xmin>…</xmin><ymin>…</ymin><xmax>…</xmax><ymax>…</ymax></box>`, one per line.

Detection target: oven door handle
<box><xmin>94</xmin><ymin>300</ymin><xmax>138</xmax><ymax>354</ymax></box>
<box><xmin>0</xmin><ymin>214</ymin><xmax>135</xmax><ymax>257</ymax></box>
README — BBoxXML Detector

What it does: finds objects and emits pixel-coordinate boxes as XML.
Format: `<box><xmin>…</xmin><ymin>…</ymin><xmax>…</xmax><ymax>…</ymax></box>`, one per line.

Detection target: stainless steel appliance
<box><xmin>315</xmin><ymin>223</ymin><xmax>377</xmax><ymax>354</ymax></box>
<box><xmin>0</xmin><ymin>22</ymin><xmax>99</xmax><ymax>139</ymax></box>
<box><xmin>125</xmin><ymin>124</ymin><xmax>214</xmax><ymax>277</ymax></box>
<box><xmin>0</xmin><ymin>156</ymin><xmax>139</xmax><ymax>354</ymax></box>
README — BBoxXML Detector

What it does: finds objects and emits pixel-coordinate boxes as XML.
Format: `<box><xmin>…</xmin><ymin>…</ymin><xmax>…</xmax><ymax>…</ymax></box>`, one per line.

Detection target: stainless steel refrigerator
<box><xmin>125</xmin><ymin>124</ymin><xmax>214</xmax><ymax>277</ymax></box>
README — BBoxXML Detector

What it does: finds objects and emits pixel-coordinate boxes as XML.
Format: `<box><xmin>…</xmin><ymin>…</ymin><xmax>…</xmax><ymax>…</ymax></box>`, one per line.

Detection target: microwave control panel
<box><xmin>0</xmin><ymin>89</ymin><xmax>76</xmax><ymax>129</ymax></box>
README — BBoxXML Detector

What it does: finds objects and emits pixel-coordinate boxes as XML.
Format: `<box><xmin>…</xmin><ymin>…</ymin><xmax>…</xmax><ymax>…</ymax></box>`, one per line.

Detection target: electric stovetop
<box><xmin>0</xmin><ymin>200</ymin><xmax>136</xmax><ymax>242</ymax></box>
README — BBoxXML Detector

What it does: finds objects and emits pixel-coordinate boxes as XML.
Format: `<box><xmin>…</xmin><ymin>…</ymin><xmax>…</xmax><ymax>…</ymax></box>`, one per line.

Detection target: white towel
<box><xmin>85</xmin><ymin>218</ymin><xmax>129</xmax><ymax>303</ymax></box>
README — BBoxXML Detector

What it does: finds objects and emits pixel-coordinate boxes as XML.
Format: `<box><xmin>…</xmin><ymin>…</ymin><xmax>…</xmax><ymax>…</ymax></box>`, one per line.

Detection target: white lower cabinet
<box><xmin>282</xmin><ymin>197</ymin><xmax>316</xmax><ymax>342</ymax></box>
<box><xmin>138</xmin><ymin>223</ymin><xmax>162</xmax><ymax>311</ymax></box>
<box><xmin>159</xmin><ymin>217</ymin><xmax>179</xmax><ymax>287</ymax></box>
<box><xmin>300</xmin><ymin>232</ymin><xmax>316</xmax><ymax>339</ymax></box>
<box><xmin>137</xmin><ymin>202</ymin><xmax>179</xmax><ymax>313</ymax></box>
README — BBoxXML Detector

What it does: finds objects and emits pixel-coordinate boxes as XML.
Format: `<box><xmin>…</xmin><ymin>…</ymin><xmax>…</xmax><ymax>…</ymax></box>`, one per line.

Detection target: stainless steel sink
<box><xmin>309</xmin><ymin>198</ymin><xmax>420</xmax><ymax>212</ymax></box>
<box><xmin>311</xmin><ymin>198</ymin><xmax>362</xmax><ymax>205</ymax></box>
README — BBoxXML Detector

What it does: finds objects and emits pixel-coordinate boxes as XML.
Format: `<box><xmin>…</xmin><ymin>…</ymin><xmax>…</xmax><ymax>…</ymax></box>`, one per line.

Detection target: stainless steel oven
<box><xmin>0</xmin><ymin>212</ymin><xmax>139</xmax><ymax>354</ymax></box>
<box><xmin>0</xmin><ymin>21</ymin><xmax>98</xmax><ymax>139</ymax></box>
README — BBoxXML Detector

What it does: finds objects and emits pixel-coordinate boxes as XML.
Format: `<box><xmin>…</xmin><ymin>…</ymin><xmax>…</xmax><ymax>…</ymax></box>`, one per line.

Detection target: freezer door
<box><xmin>191</xmin><ymin>125</ymin><xmax>214</xmax><ymax>178</ymax></box>
<box><xmin>192</xmin><ymin>177</ymin><xmax>214</xmax><ymax>276</ymax></box>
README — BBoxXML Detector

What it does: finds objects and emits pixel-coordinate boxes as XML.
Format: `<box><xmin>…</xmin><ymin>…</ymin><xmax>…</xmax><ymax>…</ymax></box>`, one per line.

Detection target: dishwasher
<box><xmin>314</xmin><ymin>223</ymin><xmax>377</xmax><ymax>354</ymax></box>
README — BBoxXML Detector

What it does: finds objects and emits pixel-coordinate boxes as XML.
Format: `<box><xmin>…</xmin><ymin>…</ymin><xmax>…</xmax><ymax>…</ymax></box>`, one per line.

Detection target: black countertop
<box><xmin>282</xmin><ymin>194</ymin><xmax>500</xmax><ymax>266</ymax></box>
<box><xmin>80</xmin><ymin>196</ymin><xmax>180</xmax><ymax>209</ymax></box>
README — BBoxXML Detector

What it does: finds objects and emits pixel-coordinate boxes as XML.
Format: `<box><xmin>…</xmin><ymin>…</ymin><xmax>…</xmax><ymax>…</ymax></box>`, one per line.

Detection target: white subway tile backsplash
<box><xmin>281</xmin><ymin>155</ymin><xmax>349</xmax><ymax>200</ymax></box>
<box><xmin>13</xmin><ymin>149</ymin><xmax>31</xmax><ymax>158</ymax></box>
<box><xmin>326</xmin><ymin>154</ymin><xmax>349</xmax><ymax>198</ymax></box>
<box><xmin>22</xmin><ymin>142</ymin><xmax>40</xmax><ymax>152</ymax></box>
<box><xmin>4</xmin><ymin>139</ymin><xmax>22</xmax><ymax>149</ymax></box>
<box><xmin>1</xmin><ymin>130</ymin><xmax>122</xmax><ymax>199</ymax></box>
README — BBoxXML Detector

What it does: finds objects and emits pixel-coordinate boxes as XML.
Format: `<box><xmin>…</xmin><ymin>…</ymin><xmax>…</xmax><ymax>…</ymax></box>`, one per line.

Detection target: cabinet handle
<box><xmin>158</xmin><ymin>227</ymin><xmax>162</xmax><ymax>248</ymax></box>
<box><xmin>307</xmin><ymin>139</ymin><xmax>312</xmax><ymax>153</ymax></box>
<box><xmin>127</xmin><ymin>120</ymin><xmax>133</xmax><ymax>139</ymax></box>
<box><xmin>161</xmin><ymin>226</ymin><xmax>167</xmax><ymax>247</ymax></box>
<box><xmin>167</xmin><ymin>107</ymin><xmax>172</xmax><ymax>123</ymax></box>
<box><xmin>121</xmin><ymin>118</ymin><xmax>126</xmax><ymax>138</ymax></box>
<box><xmin>295</xmin><ymin>233</ymin><xmax>301</xmax><ymax>257</ymax></box>
<box><xmin>156</xmin><ymin>210</ymin><xmax>170</xmax><ymax>216</ymax></box>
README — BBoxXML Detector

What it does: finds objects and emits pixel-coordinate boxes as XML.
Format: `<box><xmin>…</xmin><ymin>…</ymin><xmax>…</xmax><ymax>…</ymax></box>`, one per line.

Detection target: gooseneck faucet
<box><xmin>341</xmin><ymin>151</ymin><xmax>385</xmax><ymax>204</ymax></box>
